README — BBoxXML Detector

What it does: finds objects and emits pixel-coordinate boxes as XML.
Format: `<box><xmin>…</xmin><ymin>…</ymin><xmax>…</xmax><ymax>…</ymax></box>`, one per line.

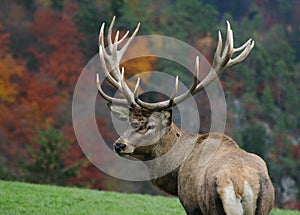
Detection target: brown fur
<box><xmin>112</xmin><ymin>107</ymin><xmax>274</xmax><ymax>214</ymax></box>
<box><xmin>99</xmin><ymin>17</ymin><xmax>268</xmax><ymax>214</ymax></box>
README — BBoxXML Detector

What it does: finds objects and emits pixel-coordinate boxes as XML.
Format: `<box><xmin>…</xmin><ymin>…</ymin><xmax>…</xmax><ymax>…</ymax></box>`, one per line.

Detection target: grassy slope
<box><xmin>0</xmin><ymin>180</ymin><xmax>299</xmax><ymax>215</ymax></box>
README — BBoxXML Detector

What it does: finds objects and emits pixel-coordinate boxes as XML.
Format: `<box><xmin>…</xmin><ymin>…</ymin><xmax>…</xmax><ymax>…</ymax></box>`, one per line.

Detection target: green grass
<box><xmin>0</xmin><ymin>180</ymin><xmax>299</xmax><ymax>215</ymax></box>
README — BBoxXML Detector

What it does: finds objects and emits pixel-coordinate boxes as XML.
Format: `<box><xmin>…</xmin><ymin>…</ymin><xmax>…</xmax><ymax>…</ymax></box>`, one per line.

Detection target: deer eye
<box><xmin>147</xmin><ymin>124</ymin><xmax>155</xmax><ymax>130</ymax></box>
<box><xmin>137</xmin><ymin>126</ymin><xmax>144</xmax><ymax>131</ymax></box>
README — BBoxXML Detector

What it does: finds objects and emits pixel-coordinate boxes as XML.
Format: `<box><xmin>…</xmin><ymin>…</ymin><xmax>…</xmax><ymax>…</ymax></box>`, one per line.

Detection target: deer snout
<box><xmin>113</xmin><ymin>140</ymin><xmax>127</xmax><ymax>153</ymax></box>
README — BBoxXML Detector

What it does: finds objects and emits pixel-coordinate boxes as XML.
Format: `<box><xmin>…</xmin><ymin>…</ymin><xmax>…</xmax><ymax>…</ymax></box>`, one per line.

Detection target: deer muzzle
<box><xmin>113</xmin><ymin>141</ymin><xmax>127</xmax><ymax>153</ymax></box>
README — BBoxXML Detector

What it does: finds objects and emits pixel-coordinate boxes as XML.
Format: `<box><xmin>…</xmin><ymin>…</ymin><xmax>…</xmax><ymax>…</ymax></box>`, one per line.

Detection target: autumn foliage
<box><xmin>0</xmin><ymin>1</ymin><xmax>157</xmax><ymax>189</ymax></box>
<box><xmin>0</xmin><ymin>0</ymin><xmax>299</xmax><ymax>209</ymax></box>
<box><xmin>0</xmin><ymin>3</ymin><xmax>88</xmax><ymax>183</ymax></box>
<box><xmin>29</xmin><ymin>5</ymin><xmax>83</xmax><ymax>85</ymax></box>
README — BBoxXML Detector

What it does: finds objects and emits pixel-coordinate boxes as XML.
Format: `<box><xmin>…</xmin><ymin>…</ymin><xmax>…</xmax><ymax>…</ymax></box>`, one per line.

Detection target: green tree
<box><xmin>50</xmin><ymin>0</ymin><xmax>64</xmax><ymax>10</ymax></box>
<box><xmin>240</xmin><ymin>119</ymin><xmax>268</xmax><ymax>159</ymax></box>
<box><xmin>261</xmin><ymin>86</ymin><xmax>277</xmax><ymax>123</ymax></box>
<box><xmin>115</xmin><ymin>0</ymin><xmax>157</xmax><ymax>34</ymax></box>
<box><xmin>161</xmin><ymin>0</ymin><xmax>218</xmax><ymax>43</ymax></box>
<box><xmin>73</xmin><ymin>0</ymin><xmax>109</xmax><ymax>59</ymax></box>
<box><xmin>25</xmin><ymin>125</ymin><xmax>81</xmax><ymax>186</ymax></box>
<box><xmin>267</xmin><ymin>126</ymin><xmax>299</xmax><ymax>207</ymax></box>
<box><xmin>202</xmin><ymin>0</ymin><xmax>253</xmax><ymax>20</ymax></box>
<box><xmin>283</xmin><ymin>82</ymin><xmax>300</xmax><ymax>133</ymax></box>
<box><xmin>111</xmin><ymin>0</ymin><xmax>124</xmax><ymax>18</ymax></box>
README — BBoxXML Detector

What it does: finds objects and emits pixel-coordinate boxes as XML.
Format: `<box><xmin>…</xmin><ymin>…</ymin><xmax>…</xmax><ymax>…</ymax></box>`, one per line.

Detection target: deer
<box><xmin>96</xmin><ymin>16</ymin><xmax>274</xmax><ymax>215</ymax></box>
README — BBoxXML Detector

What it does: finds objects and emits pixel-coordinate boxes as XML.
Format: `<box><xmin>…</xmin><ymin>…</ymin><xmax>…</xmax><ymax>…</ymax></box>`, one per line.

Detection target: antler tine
<box><xmin>133</xmin><ymin>77</ymin><xmax>168</xmax><ymax>110</ymax></box>
<box><xmin>117</xmin><ymin>30</ymin><xmax>130</xmax><ymax>46</ymax></box>
<box><xmin>99</xmin><ymin>23</ymin><xmax>105</xmax><ymax>48</ymax></box>
<box><xmin>214</xmin><ymin>31</ymin><xmax>223</xmax><ymax>65</ymax></box>
<box><xmin>99</xmin><ymin>22</ymin><xmax>113</xmax><ymax>67</ymax></box>
<box><xmin>133</xmin><ymin>77</ymin><xmax>141</xmax><ymax>96</ymax></box>
<box><xmin>97</xmin><ymin>20</ymin><xmax>254</xmax><ymax>110</ymax></box>
<box><xmin>98</xmin><ymin>45</ymin><xmax>120</xmax><ymax>88</ymax></box>
<box><xmin>96</xmin><ymin>74</ymin><xmax>128</xmax><ymax>105</ymax></box>
<box><xmin>118</xmin><ymin>22</ymin><xmax>141</xmax><ymax>58</ymax></box>
<box><xmin>97</xmin><ymin>16</ymin><xmax>141</xmax><ymax>106</ymax></box>
<box><xmin>107</xmin><ymin>16</ymin><xmax>116</xmax><ymax>54</ymax></box>
<box><xmin>134</xmin><ymin>56</ymin><xmax>201</xmax><ymax>110</ymax></box>
<box><xmin>220</xmin><ymin>20</ymin><xmax>255</xmax><ymax>71</ymax></box>
<box><xmin>222</xmin><ymin>21</ymin><xmax>234</xmax><ymax>60</ymax></box>
<box><xmin>171</xmin><ymin>55</ymin><xmax>200</xmax><ymax>102</ymax></box>
<box><xmin>134</xmin><ymin>21</ymin><xmax>254</xmax><ymax>110</ymax></box>
<box><xmin>99</xmin><ymin>20</ymin><xmax>119</xmax><ymax>80</ymax></box>
<box><xmin>107</xmin><ymin>16</ymin><xmax>140</xmax><ymax>63</ymax></box>
<box><xmin>106</xmin><ymin>21</ymin><xmax>140</xmax><ymax>83</ymax></box>
<box><xmin>227</xmin><ymin>39</ymin><xmax>254</xmax><ymax>67</ymax></box>
<box><xmin>168</xmin><ymin>76</ymin><xmax>179</xmax><ymax>107</ymax></box>
<box><xmin>234</xmin><ymin>38</ymin><xmax>253</xmax><ymax>52</ymax></box>
<box><xmin>114</xmin><ymin>30</ymin><xmax>120</xmax><ymax>44</ymax></box>
<box><xmin>120</xmin><ymin>67</ymin><xmax>135</xmax><ymax>102</ymax></box>
<box><xmin>192</xmin><ymin>21</ymin><xmax>254</xmax><ymax>94</ymax></box>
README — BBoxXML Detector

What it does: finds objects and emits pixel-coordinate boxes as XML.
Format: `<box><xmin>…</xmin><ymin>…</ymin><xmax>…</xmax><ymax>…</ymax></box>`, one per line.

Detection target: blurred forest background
<box><xmin>0</xmin><ymin>0</ymin><xmax>299</xmax><ymax>210</ymax></box>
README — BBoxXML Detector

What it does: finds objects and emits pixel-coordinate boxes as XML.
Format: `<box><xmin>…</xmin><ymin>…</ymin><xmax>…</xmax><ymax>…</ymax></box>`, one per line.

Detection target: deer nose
<box><xmin>113</xmin><ymin>141</ymin><xmax>127</xmax><ymax>153</ymax></box>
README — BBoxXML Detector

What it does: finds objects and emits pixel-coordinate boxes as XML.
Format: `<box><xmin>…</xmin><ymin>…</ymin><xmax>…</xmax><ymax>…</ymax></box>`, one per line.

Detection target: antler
<box><xmin>96</xmin><ymin>16</ymin><xmax>140</xmax><ymax>106</ymax></box>
<box><xmin>97</xmin><ymin>18</ymin><xmax>254</xmax><ymax>111</ymax></box>
<box><xmin>133</xmin><ymin>21</ymin><xmax>254</xmax><ymax>110</ymax></box>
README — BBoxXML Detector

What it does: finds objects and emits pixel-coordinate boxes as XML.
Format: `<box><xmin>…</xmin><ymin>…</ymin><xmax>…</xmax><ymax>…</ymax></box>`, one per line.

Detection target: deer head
<box><xmin>96</xmin><ymin>16</ymin><xmax>254</xmax><ymax>158</ymax></box>
<box><xmin>109</xmin><ymin>105</ymin><xmax>172</xmax><ymax>159</ymax></box>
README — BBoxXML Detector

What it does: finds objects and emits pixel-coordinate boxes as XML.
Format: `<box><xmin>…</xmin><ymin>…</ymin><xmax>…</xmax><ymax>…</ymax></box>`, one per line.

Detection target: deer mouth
<box><xmin>113</xmin><ymin>142</ymin><xmax>135</xmax><ymax>156</ymax></box>
<box><xmin>115</xmin><ymin>150</ymin><xmax>133</xmax><ymax>156</ymax></box>
<box><xmin>115</xmin><ymin>151</ymin><xmax>140</xmax><ymax>161</ymax></box>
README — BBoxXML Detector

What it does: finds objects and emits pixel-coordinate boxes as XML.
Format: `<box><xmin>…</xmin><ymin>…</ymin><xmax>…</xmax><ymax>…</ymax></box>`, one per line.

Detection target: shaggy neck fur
<box><xmin>134</xmin><ymin>123</ymin><xmax>196</xmax><ymax>195</ymax></box>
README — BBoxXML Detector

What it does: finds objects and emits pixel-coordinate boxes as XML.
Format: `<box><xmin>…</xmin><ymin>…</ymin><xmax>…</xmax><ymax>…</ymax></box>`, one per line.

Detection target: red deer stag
<box><xmin>96</xmin><ymin>16</ymin><xmax>274</xmax><ymax>215</ymax></box>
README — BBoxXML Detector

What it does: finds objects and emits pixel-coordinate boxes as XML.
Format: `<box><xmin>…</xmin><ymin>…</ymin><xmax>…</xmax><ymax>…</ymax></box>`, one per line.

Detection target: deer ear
<box><xmin>161</xmin><ymin>109</ymin><xmax>172</xmax><ymax>126</ymax></box>
<box><xmin>108</xmin><ymin>104</ymin><xmax>130</xmax><ymax>121</ymax></box>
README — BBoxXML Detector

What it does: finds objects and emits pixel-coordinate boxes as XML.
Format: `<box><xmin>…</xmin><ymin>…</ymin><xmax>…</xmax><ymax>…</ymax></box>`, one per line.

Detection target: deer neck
<box><xmin>133</xmin><ymin>123</ymin><xmax>183</xmax><ymax>160</ymax></box>
<box><xmin>152</xmin><ymin>123</ymin><xmax>183</xmax><ymax>156</ymax></box>
<box><xmin>146</xmin><ymin>123</ymin><xmax>196</xmax><ymax>195</ymax></box>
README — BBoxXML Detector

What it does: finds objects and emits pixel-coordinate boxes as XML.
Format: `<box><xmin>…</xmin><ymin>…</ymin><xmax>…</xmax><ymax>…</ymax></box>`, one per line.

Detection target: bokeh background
<box><xmin>0</xmin><ymin>0</ymin><xmax>299</xmax><ymax>209</ymax></box>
